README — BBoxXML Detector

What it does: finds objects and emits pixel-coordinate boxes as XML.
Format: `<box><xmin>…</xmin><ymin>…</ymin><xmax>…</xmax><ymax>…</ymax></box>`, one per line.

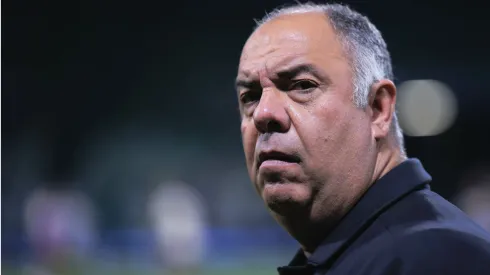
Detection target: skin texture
<box><xmin>236</xmin><ymin>12</ymin><xmax>404</xmax><ymax>254</ymax></box>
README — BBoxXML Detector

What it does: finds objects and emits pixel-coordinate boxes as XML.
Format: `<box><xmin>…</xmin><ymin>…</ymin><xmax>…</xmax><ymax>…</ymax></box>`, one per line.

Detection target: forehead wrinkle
<box><xmin>238</xmin><ymin>54</ymin><xmax>307</xmax><ymax>87</ymax></box>
<box><xmin>240</xmin><ymin>43</ymin><xmax>308</xmax><ymax>77</ymax></box>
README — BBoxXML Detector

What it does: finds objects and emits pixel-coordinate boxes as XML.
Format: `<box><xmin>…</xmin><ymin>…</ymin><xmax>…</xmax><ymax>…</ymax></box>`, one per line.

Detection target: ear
<box><xmin>369</xmin><ymin>79</ymin><xmax>397</xmax><ymax>140</ymax></box>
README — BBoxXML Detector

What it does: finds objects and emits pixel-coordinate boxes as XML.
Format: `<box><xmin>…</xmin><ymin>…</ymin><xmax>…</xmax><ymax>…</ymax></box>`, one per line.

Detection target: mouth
<box><xmin>258</xmin><ymin>151</ymin><xmax>301</xmax><ymax>168</ymax></box>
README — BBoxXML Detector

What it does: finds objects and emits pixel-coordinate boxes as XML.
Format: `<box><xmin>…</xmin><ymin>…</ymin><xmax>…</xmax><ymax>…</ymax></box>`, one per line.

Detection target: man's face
<box><xmin>237</xmin><ymin>13</ymin><xmax>377</xmax><ymax>220</ymax></box>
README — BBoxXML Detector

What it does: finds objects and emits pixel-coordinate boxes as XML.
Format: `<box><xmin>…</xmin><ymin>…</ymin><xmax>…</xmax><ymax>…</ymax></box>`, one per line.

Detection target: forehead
<box><xmin>238</xmin><ymin>12</ymin><xmax>345</xmax><ymax>76</ymax></box>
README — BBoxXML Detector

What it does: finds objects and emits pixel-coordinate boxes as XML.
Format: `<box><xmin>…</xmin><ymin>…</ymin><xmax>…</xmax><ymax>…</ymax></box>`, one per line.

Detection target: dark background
<box><xmin>2</xmin><ymin>0</ymin><xmax>489</xmax><ymax>273</ymax></box>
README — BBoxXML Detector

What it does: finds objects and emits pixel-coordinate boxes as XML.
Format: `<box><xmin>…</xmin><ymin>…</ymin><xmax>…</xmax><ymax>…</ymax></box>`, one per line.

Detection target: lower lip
<box><xmin>259</xmin><ymin>160</ymin><xmax>300</xmax><ymax>170</ymax></box>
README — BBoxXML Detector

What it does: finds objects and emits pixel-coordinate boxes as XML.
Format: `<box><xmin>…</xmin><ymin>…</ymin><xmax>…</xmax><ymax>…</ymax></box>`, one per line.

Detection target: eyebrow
<box><xmin>276</xmin><ymin>63</ymin><xmax>326</xmax><ymax>80</ymax></box>
<box><xmin>235</xmin><ymin>63</ymin><xmax>329</xmax><ymax>92</ymax></box>
<box><xmin>235</xmin><ymin>78</ymin><xmax>255</xmax><ymax>92</ymax></box>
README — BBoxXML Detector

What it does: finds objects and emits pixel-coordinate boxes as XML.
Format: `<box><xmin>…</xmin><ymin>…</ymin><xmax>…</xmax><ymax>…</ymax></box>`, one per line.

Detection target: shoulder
<box><xmin>388</xmin><ymin>226</ymin><xmax>490</xmax><ymax>274</ymax></box>
<box><xmin>396</xmin><ymin>225</ymin><xmax>490</xmax><ymax>252</ymax></box>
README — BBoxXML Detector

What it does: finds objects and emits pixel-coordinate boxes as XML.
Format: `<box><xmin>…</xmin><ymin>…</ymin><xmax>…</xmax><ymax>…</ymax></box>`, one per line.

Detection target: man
<box><xmin>235</xmin><ymin>3</ymin><xmax>490</xmax><ymax>275</ymax></box>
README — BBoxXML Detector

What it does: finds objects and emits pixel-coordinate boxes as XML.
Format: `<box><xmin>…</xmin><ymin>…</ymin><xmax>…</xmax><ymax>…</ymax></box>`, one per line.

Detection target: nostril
<box><xmin>266</xmin><ymin>120</ymin><xmax>283</xmax><ymax>133</ymax></box>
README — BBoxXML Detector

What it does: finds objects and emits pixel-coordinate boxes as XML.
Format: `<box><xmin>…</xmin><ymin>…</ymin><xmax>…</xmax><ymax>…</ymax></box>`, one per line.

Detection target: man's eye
<box><xmin>290</xmin><ymin>80</ymin><xmax>317</xmax><ymax>91</ymax></box>
<box><xmin>240</xmin><ymin>90</ymin><xmax>261</xmax><ymax>104</ymax></box>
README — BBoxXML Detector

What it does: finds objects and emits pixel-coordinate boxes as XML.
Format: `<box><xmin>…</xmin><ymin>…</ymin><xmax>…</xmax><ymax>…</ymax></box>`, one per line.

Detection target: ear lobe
<box><xmin>370</xmin><ymin>79</ymin><xmax>397</xmax><ymax>140</ymax></box>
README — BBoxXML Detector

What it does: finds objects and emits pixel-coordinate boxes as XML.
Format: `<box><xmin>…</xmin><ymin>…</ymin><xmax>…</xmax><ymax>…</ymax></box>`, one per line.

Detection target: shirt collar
<box><xmin>278</xmin><ymin>158</ymin><xmax>432</xmax><ymax>272</ymax></box>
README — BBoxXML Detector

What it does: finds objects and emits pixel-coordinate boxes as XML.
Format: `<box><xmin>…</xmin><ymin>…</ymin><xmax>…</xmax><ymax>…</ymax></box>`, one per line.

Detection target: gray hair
<box><xmin>256</xmin><ymin>3</ymin><xmax>405</xmax><ymax>155</ymax></box>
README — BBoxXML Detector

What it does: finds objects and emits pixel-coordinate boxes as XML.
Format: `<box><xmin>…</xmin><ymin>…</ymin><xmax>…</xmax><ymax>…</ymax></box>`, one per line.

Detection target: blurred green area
<box><xmin>1</xmin><ymin>251</ymin><xmax>287</xmax><ymax>275</ymax></box>
<box><xmin>2</xmin><ymin>264</ymin><xmax>275</xmax><ymax>275</ymax></box>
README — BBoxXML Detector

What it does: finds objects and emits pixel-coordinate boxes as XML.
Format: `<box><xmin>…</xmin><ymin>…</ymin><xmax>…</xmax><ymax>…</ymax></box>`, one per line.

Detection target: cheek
<box><xmin>304</xmin><ymin>100</ymin><xmax>360</xmax><ymax>166</ymax></box>
<box><xmin>241</xmin><ymin>121</ymin><xmax>258</xmax><ymax>166</ymax></box>
<box><xmin>314</xmin><ymin>107</ymin><xmax>372</xmax><ymax>165</ymax></box>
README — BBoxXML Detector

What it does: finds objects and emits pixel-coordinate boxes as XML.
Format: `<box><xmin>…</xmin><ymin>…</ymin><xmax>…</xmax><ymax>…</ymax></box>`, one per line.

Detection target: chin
<box><xmin>262</xmin><ymin>183</ymin><xmax>311</xmax><ymax>215</ymax></box>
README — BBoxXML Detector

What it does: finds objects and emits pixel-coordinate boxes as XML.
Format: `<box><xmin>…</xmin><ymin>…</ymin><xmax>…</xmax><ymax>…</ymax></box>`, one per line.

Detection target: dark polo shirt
<box><xmin>277</xmin><ymin>159</ymin><xmax>490</xmax><ymax>275</ymax></box>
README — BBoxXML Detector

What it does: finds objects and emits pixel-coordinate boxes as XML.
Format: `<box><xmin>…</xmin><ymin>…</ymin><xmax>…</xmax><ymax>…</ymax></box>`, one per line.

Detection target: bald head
<box><xmin>241</xmin><ymin>12</ymin><xmax>341</xmax><ymax>67</ymax></box>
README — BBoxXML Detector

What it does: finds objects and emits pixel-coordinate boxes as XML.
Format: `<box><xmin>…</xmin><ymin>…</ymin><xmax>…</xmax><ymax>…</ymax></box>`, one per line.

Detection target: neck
<box><xmin>371</xmin><ymin>139</ymin><xmax>406</xmax><ymax>184</ymax></box>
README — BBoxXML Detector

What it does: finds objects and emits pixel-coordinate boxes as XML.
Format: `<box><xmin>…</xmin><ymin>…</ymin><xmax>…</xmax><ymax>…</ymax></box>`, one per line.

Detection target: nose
<box><xmin>253</xmin><ymin>89</ymin><xmax>291</xmax><ymax>133</ymax></box>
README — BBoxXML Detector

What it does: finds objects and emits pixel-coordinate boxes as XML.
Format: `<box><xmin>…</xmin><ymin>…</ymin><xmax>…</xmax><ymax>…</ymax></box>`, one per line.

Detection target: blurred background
<box><xmin>2</xmin><ymin>0</ymin><xmax>489</xmax><ymax>274</ymax></box>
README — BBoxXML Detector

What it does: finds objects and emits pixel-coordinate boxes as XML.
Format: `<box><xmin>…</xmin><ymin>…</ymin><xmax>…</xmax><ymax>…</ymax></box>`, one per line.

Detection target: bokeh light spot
<box><xmin>397</xmin><ymin>79</ymin><xmax>458</xmax><ymax>137</ymax></box>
